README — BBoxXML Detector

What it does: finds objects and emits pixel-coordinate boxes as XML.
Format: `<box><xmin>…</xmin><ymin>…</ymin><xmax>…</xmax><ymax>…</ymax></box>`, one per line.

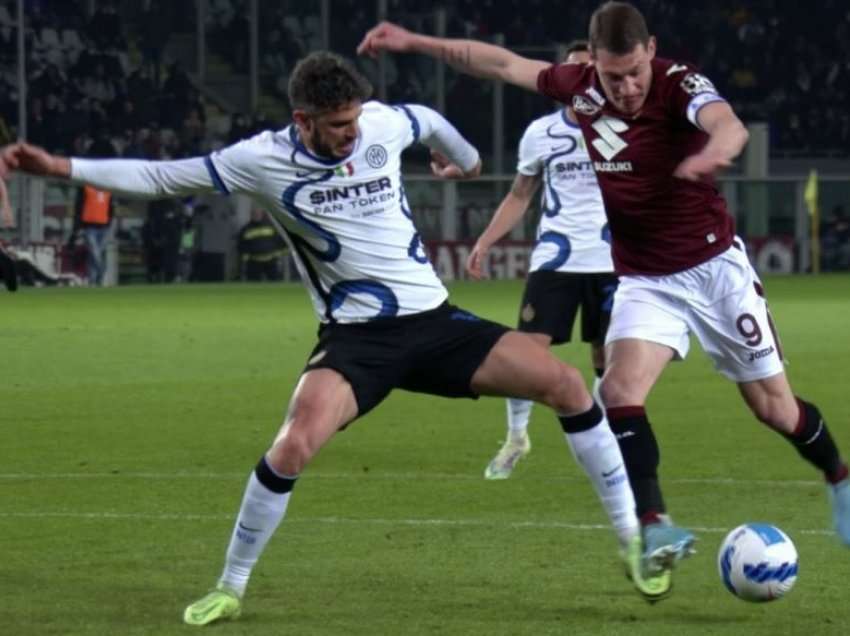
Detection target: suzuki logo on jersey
<box><xmin>590</xmin><ymin>116</ymin><xmax>633</xmax><ymax>170</ymax></box>
<box><xmin>572</xmin><ymin>96</ymin><xmax>600</xmax><ymax>116</ymax></box>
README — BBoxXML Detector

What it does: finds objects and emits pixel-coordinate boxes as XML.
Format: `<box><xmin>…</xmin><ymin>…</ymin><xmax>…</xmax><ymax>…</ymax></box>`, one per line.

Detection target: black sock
<box><xmin>558</xmin><ymin>402</ymin><xmax>603</xmax><ymax>434</ymax></box>
<box><xmin>784</xmin><ymin>398</ymin><xmax>848</xmax><ymax>484</ymax></box>
<box><xmin>254</xmin><ymin>456</ymin><xmax>298</xmax><ymax>493</ymax></box>
<box><xmin>608</xmin><ymin>406</ymin><xmax>665</xmax><ymax>523</ymax></box>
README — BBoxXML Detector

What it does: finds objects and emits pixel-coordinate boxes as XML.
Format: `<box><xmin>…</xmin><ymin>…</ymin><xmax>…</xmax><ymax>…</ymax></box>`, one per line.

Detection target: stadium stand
<box><xmin>2</xmin><ymin>0</ymin><xmax>848</xmax><ymax>158</ymax></box>
<box><xmin>205</xmin><ymin>0</ymin><xmax>850</xmax><ymax>158</ymax></box>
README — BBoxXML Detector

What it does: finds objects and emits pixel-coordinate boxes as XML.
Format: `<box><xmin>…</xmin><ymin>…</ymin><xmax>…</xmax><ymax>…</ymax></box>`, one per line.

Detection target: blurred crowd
<box><xmin>262</xmin><ymin>0</ymin><xmax>850</xmax><ymax>158</ymax></box>
<box><xmin>0</xmin><ymin>0</ymin><xmax>210</xmax><ymax>160</ymax></box>
<box><xmin>0</xmin><ymin>0</ymin><xmax>847</xmax><ymax>282</ymax></box>
<box><xmin>1</xmin><ymin>0</ymin><xmax>849</xmax><ymax>159</ymax></box>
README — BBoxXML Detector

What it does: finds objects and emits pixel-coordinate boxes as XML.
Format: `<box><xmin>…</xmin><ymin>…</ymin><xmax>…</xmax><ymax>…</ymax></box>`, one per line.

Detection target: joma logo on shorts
<box><xmin>748</xmin><ymin>345</ymin><xmax>775</xmax><ymax>361</ymax></box>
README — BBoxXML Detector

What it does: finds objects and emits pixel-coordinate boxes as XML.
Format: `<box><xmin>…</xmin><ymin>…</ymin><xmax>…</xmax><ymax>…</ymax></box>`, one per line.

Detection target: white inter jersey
<box><xmin>72</xmin><ymin>101</ymin><xmax>478</xmax><ymax>324</ymax></box>
<box><xmin>518</xmin><ymin>109</ymin><xmax>613</xmax><ymax>273</ymax></box>
<box><xmin>208</xmin><ymin>102</ymin><xmax>451</xmax><ymax>323</ymax></box>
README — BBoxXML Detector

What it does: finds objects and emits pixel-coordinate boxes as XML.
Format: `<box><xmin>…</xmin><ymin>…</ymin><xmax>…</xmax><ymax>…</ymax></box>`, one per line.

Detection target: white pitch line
<box><xmin>0</xmin><ymin>511</ymin><xmax>835</xmax><ymax>537</ymax></box>
<box><xmin>0</xmin><ymin>471</ymin><xmax>825</xmax><ymax>488</ymax></box>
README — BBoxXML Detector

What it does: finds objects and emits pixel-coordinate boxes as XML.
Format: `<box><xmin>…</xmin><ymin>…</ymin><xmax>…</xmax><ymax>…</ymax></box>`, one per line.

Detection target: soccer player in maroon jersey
<box><xmin>359</xmin><ymin>0</ymin><xmax>850</xmax><ymax>594</ymax></box>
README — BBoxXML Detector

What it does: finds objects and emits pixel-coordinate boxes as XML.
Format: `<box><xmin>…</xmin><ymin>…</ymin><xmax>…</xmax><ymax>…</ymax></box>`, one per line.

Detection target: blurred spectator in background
<box><xmin>139</xmin><ymin>0</ymin><xmax>171</xmax><ymax>88</ymax></box>
<box><xmin>237</xmin><ymin>209</ymin><xmax>286</xmax><ymax>281</ymax></box>
<box><xmin>70</xmin><ymin>131</ymin><xmax>117</xmax><ymax>286</ymax></box>
<box><xmin>142</xmin><ymin>198</ymin><xmax>183</xmax><ymax>283</ymax></box>
<box><xmin>821</xmin><ymin>205</ymin><xmax>850</xmax><ymax>271</ymax></box>
<box><xmin>192</xmin><ymin>200</ymin><xmax>236</xmax><ymax>282</ymax></box>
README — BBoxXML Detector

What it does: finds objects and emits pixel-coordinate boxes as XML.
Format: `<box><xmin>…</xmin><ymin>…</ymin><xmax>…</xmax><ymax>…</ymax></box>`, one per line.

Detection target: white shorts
<box><xmin>606</xmin><ymin>240</ymin><xmax>785</xmax><ymax>382</ymax></box>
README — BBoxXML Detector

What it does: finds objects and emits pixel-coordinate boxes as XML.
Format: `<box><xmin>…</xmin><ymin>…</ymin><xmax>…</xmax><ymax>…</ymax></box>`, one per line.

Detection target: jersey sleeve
<box><xmin>70</xmin><ymin>157</ymin><xmax>216</xmax><ymax>198</ymax></box>
<box><xmin>664</xmin><ymin>64</ymin><xmax>727</xmax><ymax>130</ymax></box>
<box><xmin>389</xmin><ymin>103</ymin><xmax>421</xmax><ymax>149</ymax></box>
<box><xmin>398</xmin><ymin>103</ymin><xmax>480</xmax><ymax>173</ymax></box>
<box><xmin>537</xmin><ymin>63</ymin><xmax>584</xmax><ymax>103</ymax></box>
<box><xmin>205</xmin><ymin>132</ymin><xmax>273</xmax><ymax>195</ymax></box>
<box><xmin>516</xmin><ymin>123</ymin><xmax>542</xmax><ymax>176</ymax></box>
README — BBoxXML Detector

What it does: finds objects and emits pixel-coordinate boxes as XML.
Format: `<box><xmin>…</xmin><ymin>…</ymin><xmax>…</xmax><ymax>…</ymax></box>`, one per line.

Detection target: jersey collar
<box><xmin>560</xmin><ymin>108</ymin><xmax>581</xmax><ymax>129</ymax></box>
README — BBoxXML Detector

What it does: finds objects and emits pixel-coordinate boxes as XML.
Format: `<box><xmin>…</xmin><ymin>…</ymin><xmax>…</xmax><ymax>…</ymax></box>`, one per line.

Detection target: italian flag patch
<box><xmin>334</xmin><ymin>162</ymin><xmax>354</xmax><ymax>178</ymax></box>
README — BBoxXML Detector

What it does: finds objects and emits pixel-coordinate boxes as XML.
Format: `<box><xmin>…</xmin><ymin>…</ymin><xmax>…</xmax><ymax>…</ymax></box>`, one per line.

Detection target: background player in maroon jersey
<box><xmin>359</xmin><ymin>0</ymin><xmax>850</xmax><ymax>593</ymax></box>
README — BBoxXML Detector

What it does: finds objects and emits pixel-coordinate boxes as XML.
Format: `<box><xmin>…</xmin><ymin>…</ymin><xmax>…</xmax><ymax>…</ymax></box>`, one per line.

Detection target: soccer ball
<box><xmin>717</xmin><ymin>523</ymin><xmax>798</xmax><ymax>602</ymax></box>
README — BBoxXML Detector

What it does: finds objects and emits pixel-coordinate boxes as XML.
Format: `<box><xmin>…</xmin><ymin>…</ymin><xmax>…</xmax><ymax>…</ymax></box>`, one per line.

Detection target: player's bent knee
<box><xmin>539</xmin><ymin>363</ymin><xmax>587</xmax><ymax>412</ymax></box>
<box><xmin>267</xmin><ymin>432</ymin><xmax>314</xmax><ymax>475</ymax></box>
<box><xmin>599</xmin><ymin>375</ymin><xmax>630</xmax><ymax>407</ymax></box>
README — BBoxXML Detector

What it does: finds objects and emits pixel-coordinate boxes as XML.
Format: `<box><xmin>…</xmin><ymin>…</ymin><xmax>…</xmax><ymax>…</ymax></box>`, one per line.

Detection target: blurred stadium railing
<box><xmin>2</xmin><ymin>173</ymin><xmax>848</xmax><ymax>281</ymax></box>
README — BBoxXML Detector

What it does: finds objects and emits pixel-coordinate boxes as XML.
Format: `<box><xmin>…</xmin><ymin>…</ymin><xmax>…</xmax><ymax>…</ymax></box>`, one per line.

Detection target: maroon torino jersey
<box><xmin>537</xmin><ymin>57</ymin><xmax>732</xmax><ymax>275</ymax></box>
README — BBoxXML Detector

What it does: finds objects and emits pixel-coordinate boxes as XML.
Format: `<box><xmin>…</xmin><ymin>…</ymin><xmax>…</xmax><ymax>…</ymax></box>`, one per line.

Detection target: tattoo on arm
<box><xmin>439</xmin><ymin>44</ymin><xmax>471</xmax><ymax>70</ymax></box>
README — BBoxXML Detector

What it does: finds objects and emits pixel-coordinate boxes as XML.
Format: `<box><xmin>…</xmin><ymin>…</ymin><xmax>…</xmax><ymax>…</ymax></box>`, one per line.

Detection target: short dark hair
<box><xmin>288</xmin><ymin>52</ymin><xmax>373</xmax><ymax>114</ymax></box>
<box><xmin>559</xmin><ymin>39</ymin><xmax>589</xmax><ymax>63</ymax></box>
<box><xmin>588</xmin><ymin>2</ymin><xmax>650</xmax><ymax>55</ymax></box>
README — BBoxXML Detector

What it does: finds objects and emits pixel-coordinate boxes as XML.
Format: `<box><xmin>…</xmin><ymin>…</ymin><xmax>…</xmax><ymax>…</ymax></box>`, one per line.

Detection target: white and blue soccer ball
<box><xmin>717</xmin><ymin>523</ymin><xmax>798</xmax><ymax>602</ymax></box>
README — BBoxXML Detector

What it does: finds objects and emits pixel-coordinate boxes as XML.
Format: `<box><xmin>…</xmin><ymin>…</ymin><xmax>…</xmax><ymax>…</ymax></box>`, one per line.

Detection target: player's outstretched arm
<box><xmin>358</xmin><ymin>21</ymin><xmax>549</xmax><ymax>92</ymax></box>
<box><xmin>406</xmin><ymin>104</ymin><xmax>481</xmax><ymax>178</ymax></box>
<box><xmin>1</xmin><ymin>141</ymin><xmax>218</xmax><ymax>198</ymax></box>
<box><xmin>466</xmin><ymin>173</ymin><xmax>540</xmax><ymax>279</ymax></box>
<box><xmin>674</xmin><ymin>102</ymin><xmax>749</xmax><ymax>181</ymax></box>
<box><xmin>0</xmin><ymin>142</ymin><xmax>71</xmax><ymax>180</ymax></box>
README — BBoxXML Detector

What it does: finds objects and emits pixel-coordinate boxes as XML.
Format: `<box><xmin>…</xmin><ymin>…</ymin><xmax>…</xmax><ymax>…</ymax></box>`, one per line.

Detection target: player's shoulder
<box><xmin>521</xmin><ymin>110</ymin><xmax>562</xmax><ymax>142</ymax></box>
<box><xmin>361</xmin><ymin>100</ymin><xmax>392</xmax><ymax>117</ymax></box>
<box><xmin>653</xmin><ymin>57</ymin><xmax>698</xmax><ymax>78</ymax></box>
<box><xmin>215</xmin><ymin>128</ymin><xmax>289</xmax><ymax>161</ymax></box>
<box><xmin>552</xmin><ymin>61</ymin><xmax>593</xmax><ymax>82</ymax></box>
<box><xmin>232</xmin><ymin>128</ymin><xmax>288</xmax><ymax>152</ymax></box>
<box><xmin>362</xmin><ymin>100</ymin><xmax>412</xmax><ymax>123</ymax></box>
<box><xmin>653</xmin><ymin>57</ymin><xmax>718</xmax><ymax>96</ymax></box>
<box><xmin>359</xmin><ymin>100</ymin><xmax>414</xmax><ymax>135</ymax></box>
<box><xmin>548</xmin><ymin>61</ymin><xmax>593</xmax><ymax>85</ymax></box>
<box><xmin>529</xmin><ymin>109</ymin><xmax>564</xmax><ymax>131</ymax></box>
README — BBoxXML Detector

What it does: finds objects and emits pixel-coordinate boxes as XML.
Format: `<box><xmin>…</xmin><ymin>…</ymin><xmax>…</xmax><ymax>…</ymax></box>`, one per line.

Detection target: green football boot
<box><xmin>183</xmin><ymin>585</ymin><xmax>242</xmax><ymax>626</ymax></box>
<box><xmin>621</xmin><ymin>535</ymin><xmax>673</xmax><ymax>604</ymax></box>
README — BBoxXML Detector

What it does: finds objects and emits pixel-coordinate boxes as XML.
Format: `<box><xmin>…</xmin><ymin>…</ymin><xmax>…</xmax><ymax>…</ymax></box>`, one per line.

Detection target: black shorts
<box><xmin>517</xmin><ymin>271</ymin><xmax>619</xmax><ymax>344</ymax></box>
<box><xmin>303</xmin><ymin>303</ymin><xmax>510</xmax><ymax>417</ymax></box>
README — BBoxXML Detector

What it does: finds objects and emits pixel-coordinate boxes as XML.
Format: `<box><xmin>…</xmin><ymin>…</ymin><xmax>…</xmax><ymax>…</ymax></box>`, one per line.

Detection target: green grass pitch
<box><xmin>2</xmin><ymin>276</ymin><xmax>849</xmax><ymax>635</ymax></box>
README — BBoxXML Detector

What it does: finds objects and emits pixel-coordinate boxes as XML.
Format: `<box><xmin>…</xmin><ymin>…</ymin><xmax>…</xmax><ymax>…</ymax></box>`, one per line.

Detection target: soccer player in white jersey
<box><xmin>0</xmin><ymin>52</ymin><xmax>671</xmax><ymax>624</ymax></box>
<box><xmin>467</xmin><ymin>41</ymin><xmax>617</xmax><ymax>480</ymax></box>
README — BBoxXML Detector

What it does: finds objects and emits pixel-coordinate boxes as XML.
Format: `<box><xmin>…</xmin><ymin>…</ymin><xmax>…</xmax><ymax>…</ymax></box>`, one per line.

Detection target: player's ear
<box><xmin>646</xmin><ymin>36</ymin><xmax>657</xmax><ymax>59</ymax></box>
<box><xmin>292</xmin><ymin>110</ymin><xmax>312</xmax><ymax>134</ymax></box>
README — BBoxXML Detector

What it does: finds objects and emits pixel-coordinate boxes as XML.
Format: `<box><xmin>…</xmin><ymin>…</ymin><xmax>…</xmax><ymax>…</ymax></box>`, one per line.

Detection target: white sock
<box><xmin>564</xmin><ymin>419</ymin><xmax>639</xmax><ymax>546</ymax></box>
<box><xmin>218</xmin><ymin>470</ymin><xmax>293</xmax><ymax>597</ymax></box>
<box><xmin>506</xmin><ymin>398</ymin><xmax>533</xmax><ymax>440</ymax></box>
